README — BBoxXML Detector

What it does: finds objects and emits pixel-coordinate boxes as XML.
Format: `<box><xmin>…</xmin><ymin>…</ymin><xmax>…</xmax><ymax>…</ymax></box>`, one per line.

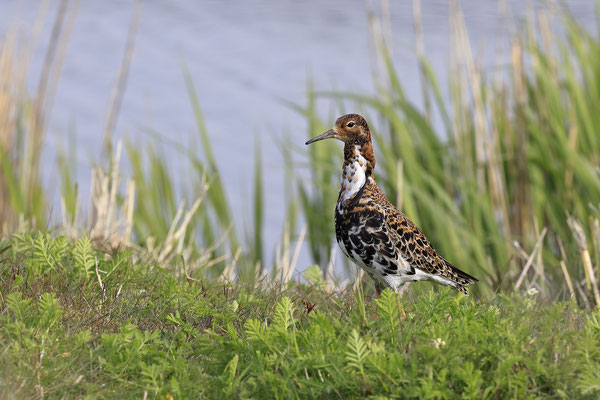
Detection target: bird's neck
<box><xmin>337</xmin><ymin>142</ymin><xmax>376</xmax><ymax>212</ymax></box>
<box><xmin>344</xmin><ymin>141</ymin><xmax>376</xmax><ymax>175</ymax></box>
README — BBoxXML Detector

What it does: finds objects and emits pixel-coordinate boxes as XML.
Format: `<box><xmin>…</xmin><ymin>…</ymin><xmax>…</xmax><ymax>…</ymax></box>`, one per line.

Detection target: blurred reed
<box><xmin>1</xmin><ymin>1</ymin><xmax>600</xmax><ymax>307</ymax></box>
<box><xmin>298</xmin><ymin>0</ymin><xmax>600</xmax><ymax>305</ymax></box>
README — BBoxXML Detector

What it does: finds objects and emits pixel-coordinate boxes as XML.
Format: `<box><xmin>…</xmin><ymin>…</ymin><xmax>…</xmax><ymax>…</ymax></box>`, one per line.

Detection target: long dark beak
<box><xmin>305</xmin><ymin>129</ymin><xmax>336</xmax><ymax>145</ymax></box>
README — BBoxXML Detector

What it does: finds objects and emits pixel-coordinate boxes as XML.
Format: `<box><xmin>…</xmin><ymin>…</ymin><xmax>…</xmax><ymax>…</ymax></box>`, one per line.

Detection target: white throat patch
<box><xmin>337</xmin><ymin>145</ymin><xmax>367</xmax><ymax>213</ymax></box>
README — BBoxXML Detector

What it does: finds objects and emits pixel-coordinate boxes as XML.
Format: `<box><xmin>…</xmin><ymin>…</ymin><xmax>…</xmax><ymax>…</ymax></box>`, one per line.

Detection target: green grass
<box><xmin>1</xmin><ymin>234</ymin><xmax>600</xmax><ymax>399</ymax></box>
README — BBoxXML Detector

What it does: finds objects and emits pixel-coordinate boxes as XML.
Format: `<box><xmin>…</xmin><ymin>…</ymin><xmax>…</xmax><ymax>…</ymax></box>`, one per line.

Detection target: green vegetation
<box><xmin>2</xmin><ymin>1</ymin><xmax>600</xmax><ymax>398</ymax></box>
<box><xmin>1</xmin><ymin>234</ymin><xmax>600</xmax><ymax>399</ymax></box>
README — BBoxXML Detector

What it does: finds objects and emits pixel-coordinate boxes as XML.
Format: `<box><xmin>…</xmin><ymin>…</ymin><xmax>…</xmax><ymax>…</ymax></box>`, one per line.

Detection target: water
<box><xmin>1</xmin><ymin>0</ymin><xmax>596</xmax><ymax>271</ymax></box>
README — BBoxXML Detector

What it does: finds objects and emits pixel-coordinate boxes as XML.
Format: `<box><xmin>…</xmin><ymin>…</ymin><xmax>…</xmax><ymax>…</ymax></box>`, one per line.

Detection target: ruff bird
<box><xmin>305</xmin><ymin>114</ymin><xmax>478</xmax><ymax>295</ymax></box>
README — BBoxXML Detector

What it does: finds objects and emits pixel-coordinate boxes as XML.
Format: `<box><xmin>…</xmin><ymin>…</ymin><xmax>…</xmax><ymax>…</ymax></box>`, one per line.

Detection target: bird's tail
<box><xmin>444</xmin><ymin>259</ymin><xmax>478</xmax><ymax>295</ymax></box>
<box><xmin>456</xmin><ymin>285</ymin><xmax>470</xmax><ymax>295</ymax></box>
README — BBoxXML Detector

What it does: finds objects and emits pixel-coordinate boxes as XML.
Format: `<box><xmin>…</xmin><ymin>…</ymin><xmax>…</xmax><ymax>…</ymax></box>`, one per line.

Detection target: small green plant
<box><xmin>1</xmin><ymin>236</ymin><xmax>599</xmax><ymax>398</ymax></box>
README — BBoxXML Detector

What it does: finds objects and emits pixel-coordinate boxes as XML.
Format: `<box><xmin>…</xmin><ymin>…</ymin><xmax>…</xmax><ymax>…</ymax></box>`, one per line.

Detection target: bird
<box><xmin>305</xmin><ymin>114</ymin><xmax>478</xmax><ymax>295</ymax></box>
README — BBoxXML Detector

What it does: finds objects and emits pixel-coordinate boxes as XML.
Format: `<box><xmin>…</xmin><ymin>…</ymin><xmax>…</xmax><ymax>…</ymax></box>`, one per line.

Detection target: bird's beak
<box><xmin>305</xmin><ymin>129</ymin><xmax>337</xmax><ymax>145</ymax></box>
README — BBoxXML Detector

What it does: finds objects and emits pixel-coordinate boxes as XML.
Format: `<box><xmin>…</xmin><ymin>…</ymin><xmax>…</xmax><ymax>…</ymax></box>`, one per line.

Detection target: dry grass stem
<box><xmin>514</xmin><ymin>227</ymin><xmax>548</xmax><ymax>291</ymax></box>
<box><xmin>103</xmin><ymin>0</ymin><xmax>142</xmax><ymax>154</ymax></box>
<box><xmin>568</xmin><ymin>216</ymin><xmax>600</xmax><ymax>306</ymax></box>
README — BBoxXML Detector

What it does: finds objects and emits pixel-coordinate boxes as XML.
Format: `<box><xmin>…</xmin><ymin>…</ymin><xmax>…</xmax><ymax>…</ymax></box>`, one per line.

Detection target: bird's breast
<box><xmin>337</xmin><ymin>145</ymin><xmax>368</xmax><ymax>214</ymax></box>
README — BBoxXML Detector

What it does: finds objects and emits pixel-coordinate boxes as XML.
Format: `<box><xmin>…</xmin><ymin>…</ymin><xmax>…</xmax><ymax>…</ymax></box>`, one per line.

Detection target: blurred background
<box><xmin>1</xmin><ymin>0</ymin><xmax>600</xmax><ymax>303</ymax></box>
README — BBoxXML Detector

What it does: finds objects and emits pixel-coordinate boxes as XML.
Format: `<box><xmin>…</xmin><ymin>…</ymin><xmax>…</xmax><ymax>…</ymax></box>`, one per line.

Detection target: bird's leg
<box><xmin>394</xmin><ymin>283</ymin><xmax>408</xmax><ymax>320</ymax></box>
<box><xmin>374</xmin><ymin>280</ymin><xmax>386</xmax><ymax>298</ymax></box>
<box><xmin>394</xmin><ymin>283</ymin><xmax>409</xmax><ymax>297</ymax></box>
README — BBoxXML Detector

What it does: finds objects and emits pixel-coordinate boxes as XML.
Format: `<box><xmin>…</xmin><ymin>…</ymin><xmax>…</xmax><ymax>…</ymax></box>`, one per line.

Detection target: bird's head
<box><xmin>305</xmin><ymin>114</ymin><xmax>371</xmax><ymax>146</ymax></box>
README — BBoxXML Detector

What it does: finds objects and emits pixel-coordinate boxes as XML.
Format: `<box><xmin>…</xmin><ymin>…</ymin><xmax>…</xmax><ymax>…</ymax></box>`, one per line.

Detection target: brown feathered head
<box><xmin>305</xmin><ymin>114</ymin><xmax>371</xmax><ymax>146</ymax></box>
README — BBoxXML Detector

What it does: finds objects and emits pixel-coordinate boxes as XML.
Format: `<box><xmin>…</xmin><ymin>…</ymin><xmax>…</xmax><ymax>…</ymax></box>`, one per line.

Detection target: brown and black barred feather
<box><xmin>335</xmin><ymin>180</ymin><xmax>478</xmax><ymax>294</ymax></box>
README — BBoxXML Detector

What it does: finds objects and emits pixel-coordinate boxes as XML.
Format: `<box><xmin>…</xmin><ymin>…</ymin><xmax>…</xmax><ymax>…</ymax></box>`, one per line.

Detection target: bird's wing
<box><xmin>381</xmin><ymin>202</ymin><xmax>478</xmax><ymax>286</ymax></box>
<box><xmin>336</xmin><ymin>187</ymin><xmax>407</xmax><ymax>277</ymax></box>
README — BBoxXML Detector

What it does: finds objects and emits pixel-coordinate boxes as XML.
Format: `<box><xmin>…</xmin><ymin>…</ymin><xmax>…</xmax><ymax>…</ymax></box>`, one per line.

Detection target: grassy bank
<box><xmin>1</xmin><ymin>234</ymin><xmax>600</xmax><ymax>399</ymax></box>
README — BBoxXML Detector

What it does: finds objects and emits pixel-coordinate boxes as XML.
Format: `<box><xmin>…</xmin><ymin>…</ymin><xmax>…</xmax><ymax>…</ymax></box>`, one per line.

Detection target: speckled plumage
<box><xmin>306</xmin><ymin>114</ymin><xmax>478</xmax><ymax>295</ymax></box>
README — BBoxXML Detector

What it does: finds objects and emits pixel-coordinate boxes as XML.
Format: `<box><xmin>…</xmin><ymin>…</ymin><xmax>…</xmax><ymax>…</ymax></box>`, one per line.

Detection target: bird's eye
<box><xmin>347</xmin><ymin>122</ymin><xmax>355</xmax><ymax>128</ymax></box>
